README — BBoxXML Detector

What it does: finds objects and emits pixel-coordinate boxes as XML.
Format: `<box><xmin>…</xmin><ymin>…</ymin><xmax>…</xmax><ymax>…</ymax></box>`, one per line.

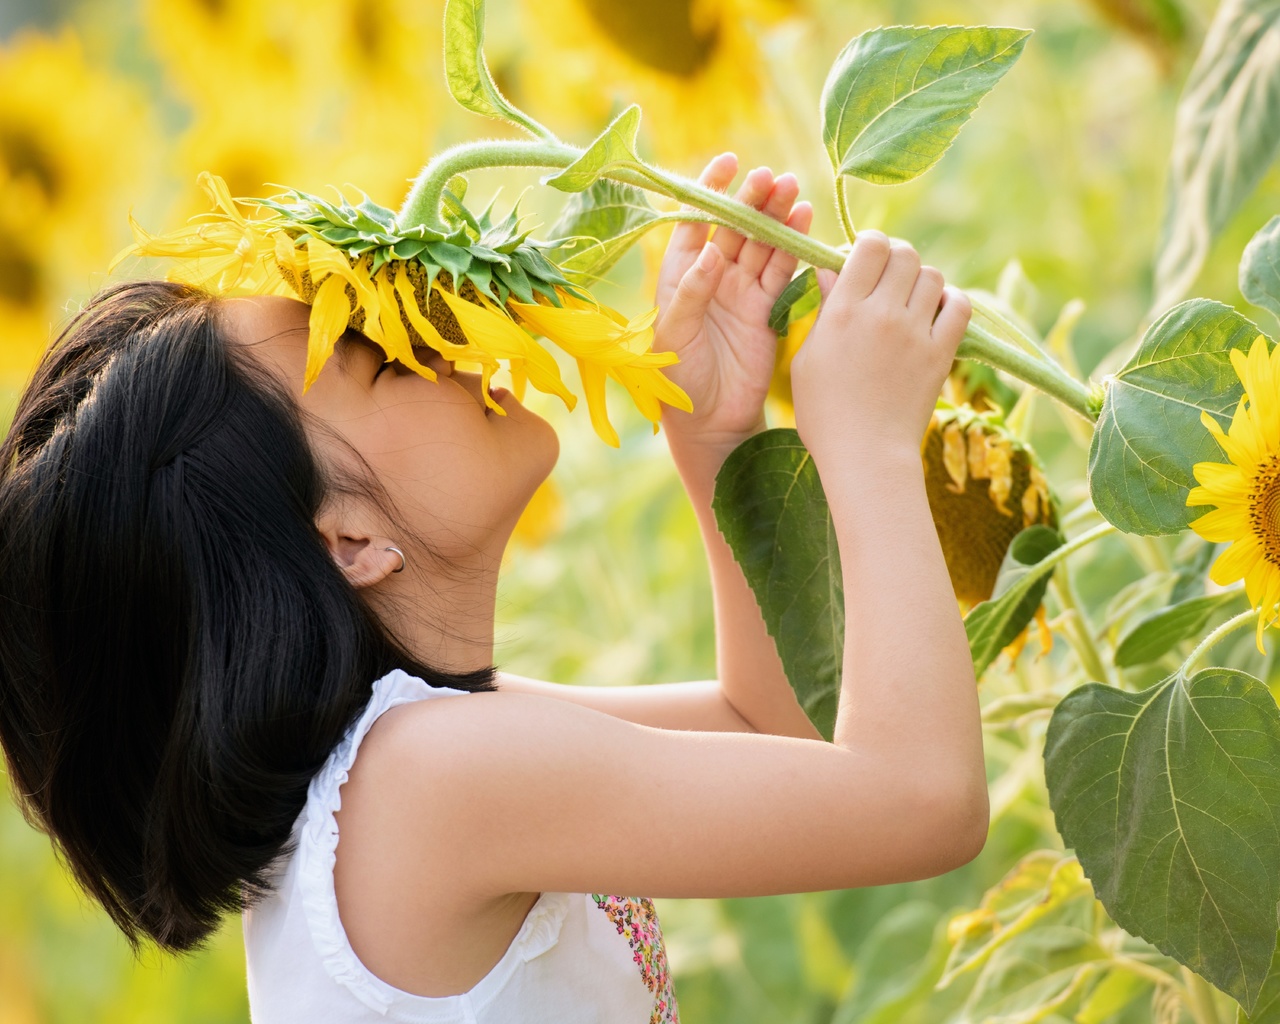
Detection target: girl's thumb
<box><xmin>661</xmin><ymin>243</ymin><xmax>725</xmax><ymax>343</ymax></box>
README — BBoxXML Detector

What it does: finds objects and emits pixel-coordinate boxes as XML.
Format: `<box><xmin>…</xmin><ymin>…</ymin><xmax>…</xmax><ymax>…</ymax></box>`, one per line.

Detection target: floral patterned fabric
<box><xmin>591</xmin><ymin>895</ymin><xmax>679</xmax><ymax>1023</ymax></box>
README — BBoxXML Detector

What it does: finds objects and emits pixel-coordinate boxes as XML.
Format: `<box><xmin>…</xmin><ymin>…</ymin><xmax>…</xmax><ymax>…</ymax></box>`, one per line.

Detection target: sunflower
<box><xmin>516</xmin><ymin>0</ymin><xmax>795</xmax><ymax>165</ymax></box>
<box><xmin>1186</xmin><ymin>334</ymin><xmax>1280</xmax><ymax>654</ymax></box>
<box><xmin>923</xmin><ymin>404</ymin><xmax>1059</xmax><ymax>663</ymax></box>
<box><xmin>113</xmin><ymin>173</ymin><xmax>691</xmax><ymax>446</ymax></box>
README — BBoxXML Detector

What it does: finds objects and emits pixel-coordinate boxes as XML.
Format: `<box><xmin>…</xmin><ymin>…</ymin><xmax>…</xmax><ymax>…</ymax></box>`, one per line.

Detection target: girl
<box><xmin>0</xmin><ymin>154</ymin><xmax>983</xmax><ymax>1023</ymax></box>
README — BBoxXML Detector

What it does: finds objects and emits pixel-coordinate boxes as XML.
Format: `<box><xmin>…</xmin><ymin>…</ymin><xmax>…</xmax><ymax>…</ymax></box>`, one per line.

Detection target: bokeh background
<box><xmin>1</xmin><ymin>0</ymin><xmax>1276</xmax><ymax>1021</ymax></box>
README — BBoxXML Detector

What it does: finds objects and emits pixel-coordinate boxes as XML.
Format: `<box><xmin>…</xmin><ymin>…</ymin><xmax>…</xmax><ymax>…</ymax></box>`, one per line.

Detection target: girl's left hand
<box><xmin>654</xmin><ymin>153</ymin><xmax>814</xmax><ymax>451</ymax></box>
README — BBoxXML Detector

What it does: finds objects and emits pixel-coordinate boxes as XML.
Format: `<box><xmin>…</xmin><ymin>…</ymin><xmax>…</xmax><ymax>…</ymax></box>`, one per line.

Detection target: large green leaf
<box><xmin>831</xmin><ymin>902</ymin><xmax>952</xmax><ymax>1024</ymax></box>
<box><xmin>1152</xmin><ymin>0</ymin><xmax>1280</xmax><ymax>312</ymax></box>
<box><xmin>1113</xmin><ymin>588</ymin><xmax>1244</xmax><ymax>668</ymax></box>
<box><xmin>1044</xmin><ymin>667</ymin><xmax>1280</xmax><ymax>1011</ymax></box>
<box><xmin>963</xmin><ymin>525</ymin><xmax>1064</xmax><ymax>679</ymax></box>
<box><xmin>546</xmin><ymin>180</ymin><xmax>679</xmax><ymax>282</ymax></box>
<box><xmin>1242</xmin><ymin>215</ymin><xmax>1280</xmax><ymax>326</ymax></box>
<box><xmin>712</xmin><ymin>429</ymin><xmax>841</xmax><ymax>741</ymax></box>
<box><xmin>544</xmin><ymin>105</ymin><xmax>647</xmax><ymax>193</ymax></box>
<box><xmin>1087</xmin><ymin>299</ymin><xmax>1264</xmax><ymax>535</ymax></box>
<box><xmin>820</xmin><ymin>25</ymin><xmax>1031</xmax><ymax>185</ymax></box>
<box><xmin>442</xmin><ymin>0</ymin><xmax>551</xmax><ymax>138</ymax></box>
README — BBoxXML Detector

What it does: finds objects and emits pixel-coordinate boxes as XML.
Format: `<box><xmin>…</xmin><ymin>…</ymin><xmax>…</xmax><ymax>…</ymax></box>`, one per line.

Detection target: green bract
<box><xmin>245</xmin><ymin>184</ymin><xmax>585</xmax><ymax>308</ymax></box>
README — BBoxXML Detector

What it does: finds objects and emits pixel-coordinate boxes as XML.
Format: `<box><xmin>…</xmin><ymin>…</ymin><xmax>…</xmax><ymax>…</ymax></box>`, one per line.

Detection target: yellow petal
<box><xmin>373</xmin><ymin>271</ymin><xmax>435</xmax><ymax>381</ymax></box>
<box><xmin>1209</xmin><ymin>536</ymin><xmax>1262</xmax><ymax>587</ymax></box>
<box><xmin>305</xmin><ymin>274</ymin><xmax>354</xmax><ymax>391</ymax></box>
<box><xmin>1190</xmin><ymin>460</ymin><xmax>1246</xmax><ymax>492</ymax></box>
<box><xmin>577</xmin><ymin>358</ymin><xmax>620</xmax><ymax>447</ymax></box>
<box><xmin>1187</xmin><ymin>506</ymin><xmax>1249</xmax><ymax>543</ymax></box>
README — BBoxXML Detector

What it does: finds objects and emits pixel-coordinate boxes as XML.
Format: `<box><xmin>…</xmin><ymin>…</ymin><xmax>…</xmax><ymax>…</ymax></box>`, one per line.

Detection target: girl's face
<box><xmin>221</xmin><ymin>295</ymin><xmax>559</xmax><ymax>561</ymax></box>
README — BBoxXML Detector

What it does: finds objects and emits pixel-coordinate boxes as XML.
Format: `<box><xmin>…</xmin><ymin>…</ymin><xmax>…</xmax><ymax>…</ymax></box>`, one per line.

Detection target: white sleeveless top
<box><xmin>243</xmin><ymin>669</ymin><xmax>680</xmax><ymax>1023</ymax></box>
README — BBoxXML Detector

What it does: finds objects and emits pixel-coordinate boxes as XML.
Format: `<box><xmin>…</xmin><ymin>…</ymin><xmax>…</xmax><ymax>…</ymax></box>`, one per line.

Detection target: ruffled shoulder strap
<box><xmin>290</xmin><ymin>669</ymin><xmax>573</xmax><ymax>1016</ymax></box>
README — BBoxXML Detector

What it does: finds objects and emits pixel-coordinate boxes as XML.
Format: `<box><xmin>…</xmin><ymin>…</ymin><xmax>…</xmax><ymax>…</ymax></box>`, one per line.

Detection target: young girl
<box><xmin>0</xmin><ymin>154</ymin><xmax>983</xmax><ymax>1023</ymax></box>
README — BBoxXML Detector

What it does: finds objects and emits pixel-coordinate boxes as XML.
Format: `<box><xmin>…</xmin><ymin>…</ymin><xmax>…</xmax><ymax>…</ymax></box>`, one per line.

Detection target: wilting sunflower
<box><xmin>113</xmin><ymin>173</ymin><xmax>691</xmax><ymax>446</ymax></box>
<box><xmin>923</xmin><ymin>403</ymin><xmax>1059</xmax><ymax>661</ymax></box>
<box><xmin>1186</xmin><ymin>334</ymin><xmax>1280</xmax><ymax>654</ymax></box>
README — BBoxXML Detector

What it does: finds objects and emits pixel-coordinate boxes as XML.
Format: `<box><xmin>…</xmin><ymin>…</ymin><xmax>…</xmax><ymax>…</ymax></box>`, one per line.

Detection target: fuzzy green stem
<box><xmin>835</xmin><ymin>177</ymin><xmax>857</xmax><ymax>245</ymax></box>
<box><xmin>399</xmin><ymin>139</ymin><xmax>1098</xmax><ymax>422</ymax></box>
<box><xmin>1181</xmin><ymin>607</ymin><xmax>1261</xmax><ymax>676</ymax></box>
<box><xmin>1051</xmin><ymin>561</ymin><xmax>1112</xmax><ymax>685</ymax></box>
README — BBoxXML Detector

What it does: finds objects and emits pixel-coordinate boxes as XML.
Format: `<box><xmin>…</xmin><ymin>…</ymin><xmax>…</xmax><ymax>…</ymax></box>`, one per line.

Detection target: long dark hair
<box><xmin>0</xmin><ymin>280</ymin><xmax>496</xmax><ymax>953</ymax></box>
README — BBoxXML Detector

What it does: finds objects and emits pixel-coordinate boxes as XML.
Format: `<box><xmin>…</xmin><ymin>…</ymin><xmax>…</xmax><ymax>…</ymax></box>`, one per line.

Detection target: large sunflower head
<box><xmin>922</xmin><ymin>403</ymin><xmax>1060</xmax><ymax>612</ymax></box>
<box><xmin>1186</xmin><ymin>334</ymin><xmax>1280</xmax><ymax>653</ymax></box>
<box><xmin>112</xmin><ymin>173</ymin><xmax>691</xmax><ymax>447</ymax></box>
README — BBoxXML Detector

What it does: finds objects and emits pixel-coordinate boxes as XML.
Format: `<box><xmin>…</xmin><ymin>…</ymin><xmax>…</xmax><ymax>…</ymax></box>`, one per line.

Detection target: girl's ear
<box><xmin>314</xmin><ymin>510</ymin><xmax>404</xmax><ymax>589</ymax></box>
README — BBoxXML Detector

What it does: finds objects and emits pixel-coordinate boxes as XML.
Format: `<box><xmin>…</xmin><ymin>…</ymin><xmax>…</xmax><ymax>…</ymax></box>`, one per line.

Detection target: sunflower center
<box><xmin>1250</xmin><ymin>454</ymin><xmax>1280</xmax><ymax>568</ymax></box>
<box><xmin>0</xmin><ymin>246</ymin><xmax>41</xmax><ymax>307</ymax></box>
<box><xmin>580</xmin><ymin>0</ymin><xmax>719</xmax><ymax>77</ymax></box>
<box><xmin>0</xmin><ymin>124</ymin><xmax>62</xmax><ymax>203</ymax></box>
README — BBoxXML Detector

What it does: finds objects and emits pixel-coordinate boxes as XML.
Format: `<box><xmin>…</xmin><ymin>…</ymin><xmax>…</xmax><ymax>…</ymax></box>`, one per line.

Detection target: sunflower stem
<box><xmin>835</xmin><ymin>177</ymin><xmax>857</xmax><ymax>245</ymax></box>
<box><xmin>1181</xmin><ymin>607</ymin><xmax>1261</xmax><ymax>676</ymax></box>
<box><xmin>1051</xmin><ymin>561</ymin><xmax>1112</xmax><ymax>685</ymax></box>
<box><xmin>399</xmin><ymin>140</ymin><xmax>1099</xmax><ymax>423</ymax></box>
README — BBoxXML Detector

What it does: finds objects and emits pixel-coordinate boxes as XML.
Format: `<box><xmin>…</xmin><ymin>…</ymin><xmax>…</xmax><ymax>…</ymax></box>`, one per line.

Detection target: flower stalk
<box><xmin>1181</xmin><ymin>607</ymin><xmax>1261</xmax><ymax>676</ymax></box>
<box><xmin>399</xmin><ymin>139</ymin><xmax>1099</xmax><ymax>423</ymax></box>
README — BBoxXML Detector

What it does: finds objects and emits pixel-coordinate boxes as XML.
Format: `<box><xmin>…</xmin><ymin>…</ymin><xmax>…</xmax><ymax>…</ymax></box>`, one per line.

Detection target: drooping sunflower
<box><xmin>922</xmin><ymin>403</ymin><xmax>1059</xmax><ymax>661</ymax></box>
<box><xmin>1186</xmin><ymin>334</ymin><xmax>1280</xmax><ymax>654</ymax></box>
<box><xmin>113</xmin><ymin>173</ymin><xmax>691</xmax><ymax>446</ymax></box>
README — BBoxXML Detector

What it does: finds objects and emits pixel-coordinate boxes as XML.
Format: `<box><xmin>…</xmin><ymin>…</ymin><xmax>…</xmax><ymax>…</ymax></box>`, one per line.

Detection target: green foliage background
<box><xmin>2</xmin><ymin>0</ymin><xmax>1278</xmax><ymax>1020</ymax></box>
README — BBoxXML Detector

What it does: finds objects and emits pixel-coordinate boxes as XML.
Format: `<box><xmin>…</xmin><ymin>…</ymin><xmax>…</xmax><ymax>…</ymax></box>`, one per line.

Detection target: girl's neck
<box><xmin>371</xmin><ymin>548</ymin><xmax>501</xmax><ymax>675</ymax></box>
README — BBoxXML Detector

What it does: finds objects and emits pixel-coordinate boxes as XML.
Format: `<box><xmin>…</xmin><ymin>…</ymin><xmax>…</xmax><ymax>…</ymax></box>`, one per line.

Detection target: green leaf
<box><xmin>1044</xmin><ymin>667</ymin><xmax>1280</xmax><ymax>1012</ymax></box>
<box><xmin>1087</xmin><ymin>299</ymin><xmax>1265</xmax><ymax>535</ymax></box>
<box><xmin>547</xmin><ymin>180</ymin><xmax>679</xmax><ymax>282</ymax></box>
<box><xmin>768</xmin><ymin>268</ymin><xmax>822</xmax><ymax>335</ymax></box>
<box><xmin>442</xmin><ymin>0</ymin><xmax>551</xmax><ymax>138</ymax></box>
<box><xmin>1074</xmin><ymin>968</ymin><xmax>1150</xmax><ymax>1024</ymax></box>
<box><xmin>1152</xmin><ymin>0</ymin><xmax>1280</xmax><ymax>312</ymax></box>
<box><xmin>712</xmin><ymin>429</ymin><xmax>841</xmax><ymax>741</ymax></box>
<box><xmin>1242</xmin><ymin>215</ymin><xmax>1280</xmax><ymax>326</ymax></box>
<box><xmin>1241</xmin><ymin>936</ymin><xmax>1280</xmax><ymax>1024</ymax></box>
<box><xmin>544</xmin><ymin>106</ymin><xmax>647</xmax><ymax>193</ymax></box>
<box><xmin>820</xmin><ymin>25</ymin><xmax>1031</xmax><ymax>185</ymax></box>
<box><xmin>961</xmin><ymin>927</ymin><xmax>1106</xmax><ymax>1024</ymax></box>
<box><xmin>940</xmin><ymin>852</ymin><xmax>1093</xmax><ymax>987</ymax></box>
<box><xmin>964</xmin><ymin>525</ymin><xmax>1064</xmax><ymax>679</ymax></box>
<box><xmin>1114</xmin><ymin>588</ymin><xmax>1244</xmax><ymax>668</ymax></box>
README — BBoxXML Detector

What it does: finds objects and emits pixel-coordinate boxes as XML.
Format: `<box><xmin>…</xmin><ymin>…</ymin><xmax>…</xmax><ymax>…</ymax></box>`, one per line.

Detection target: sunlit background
<box><xmin>1</xmin><ymin>0</ymin><xmax>1275</xmax><ymax>1020</ymax></box>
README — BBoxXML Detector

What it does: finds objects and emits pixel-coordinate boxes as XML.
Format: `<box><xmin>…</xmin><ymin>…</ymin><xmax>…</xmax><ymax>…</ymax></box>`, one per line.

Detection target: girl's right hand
<box><xmin>791</xmin><ymin>230</ymin><xmax>971</xmax><ymax>467</ymax></box>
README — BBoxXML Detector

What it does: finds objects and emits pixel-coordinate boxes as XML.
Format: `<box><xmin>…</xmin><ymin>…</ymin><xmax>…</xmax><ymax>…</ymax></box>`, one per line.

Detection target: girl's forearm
<box><xmin>818</xmin><ymin>443</ymin><xmax>987</xmax><ymax>816</ymax></box>
<box><xmin>669</xmin><ymin>437</ymin><xmax>825</xmax><ymax>740</ymax></box>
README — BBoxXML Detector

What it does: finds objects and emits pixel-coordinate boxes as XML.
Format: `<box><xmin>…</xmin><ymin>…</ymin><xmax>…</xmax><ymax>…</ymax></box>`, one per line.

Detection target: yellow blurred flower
<box><xmin>1186</xmin><ymin>335</ymin><xmax>1280</xmax><ymax>654</ymax></box>
<box><xmin>0</xmin><ymin>30</ymin><xmax>154</xmax><ymax>389</ymax></box>
<box><xmin>517</xmin><ymin>0</ymin><xmax>797</xmax><ymax>165</ymax></box>
<box><xmin>115</xmin><ymin>174</ymin><xmax>692</xmax><ymax>446</ymax></box>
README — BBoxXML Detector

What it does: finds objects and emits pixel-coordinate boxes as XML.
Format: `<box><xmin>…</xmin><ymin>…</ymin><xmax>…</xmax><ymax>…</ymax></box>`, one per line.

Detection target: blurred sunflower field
<box><xmin>5</xmin><ymin>0</ymin><xmax>1280</xmax><ymax>1020</ymax></box>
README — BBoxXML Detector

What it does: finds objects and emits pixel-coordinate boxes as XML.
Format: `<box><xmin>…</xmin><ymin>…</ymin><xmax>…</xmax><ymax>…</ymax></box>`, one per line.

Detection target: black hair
<box><xmin>0</xmin><ymin>280</ymin><xmax>496</xmax><ymax>953</ymax></box>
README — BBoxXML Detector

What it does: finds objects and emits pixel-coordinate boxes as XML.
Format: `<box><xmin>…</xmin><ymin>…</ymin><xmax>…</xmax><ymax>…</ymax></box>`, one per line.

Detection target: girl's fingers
<box><xmin>667</xmin><ymin>153</ymin><xmax>738</xmax><ymax>263</ymax></box>
<box><xmin>737</xmin><ymin>173</ymin><xmax>801</xmax><ymax>279</ymax></box>
<box><xmin>907</xmin><ymin>265</ymin><xmax>946</xmax><ymax>319</ymax></box>
<box><xmin>712</xmin><ymin>167</ymin><xmax>775</xmax><ymax>261</ymax></box>
<box><xmin>760</xmin><ymin>201</ymin><xmax>812</xmax><ymax>297</ymax></box>
<box><xmin>878</xmin><ymin>241</ymin><xmax>922</xmax><ymax>306</ymax></box>
<box><xmin>832</xmin><ymin>230</ymin><xmax>892</xmax><ymax>303</ymax></box>
<box><xmin>932</xmin><ymin>287</ymin><xmax>973</xmax><ymax>351</ymax></box>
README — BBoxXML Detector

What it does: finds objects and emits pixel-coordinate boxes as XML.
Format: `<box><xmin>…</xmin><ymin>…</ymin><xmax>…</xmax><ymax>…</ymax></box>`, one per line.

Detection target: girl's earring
<box><xmin>384</xmin><ymin>546</ymin><xmax>407</xmax><ymax>573</ymax></box>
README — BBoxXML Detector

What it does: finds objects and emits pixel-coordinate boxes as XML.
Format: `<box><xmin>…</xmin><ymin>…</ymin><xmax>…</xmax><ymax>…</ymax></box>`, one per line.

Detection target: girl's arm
<box><xmin>339</xmin><ymin>232</ymin><xmax>987</xmax><ymax>909</ymax></box>
<box><xmin>652</xmin><ymin>155</ymin><xmax>823</xmax><ymax>739</ymax></box>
